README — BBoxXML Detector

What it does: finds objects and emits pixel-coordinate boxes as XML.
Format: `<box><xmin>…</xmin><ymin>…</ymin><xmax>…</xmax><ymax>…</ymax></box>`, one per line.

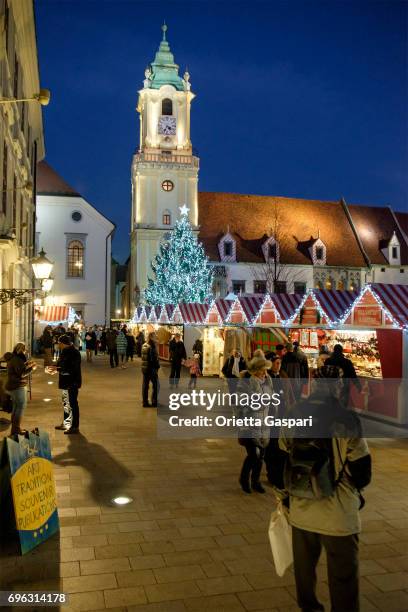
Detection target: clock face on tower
<box><xmin>158</xmin><ymin>115</ymin><xmax>177</xmax><ymax>135</ymax></box>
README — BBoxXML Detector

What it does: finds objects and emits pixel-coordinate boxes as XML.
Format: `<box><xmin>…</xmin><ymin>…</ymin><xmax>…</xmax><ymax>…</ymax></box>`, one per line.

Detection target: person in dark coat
<box><xmin>106</xmin><ymin>328</ymin><xmax>119</xmax><ymax>368</ymax></box>
<box><xmin>293</xmin><ymin>341</ymin><xmax>310</xmax><ymax>379</ymax></box>
<box><xmin>281</xmin><ymin>343</ymin><xmax>302</xmax><ymax>399</ymax></box>
<box><xmin>52</xmin><ymin>334</ymin><xmax>82</xmax><ymax>434</ymax></box>
<box><xmin>222</xmin><ymin>350</ymin><xmax>247</xmax><ymax>392</ymax></box>
<box><xmin>192</xmin><ymin>337</ymin><xmax>204</xmax><ymax>372</ymax></box>
<box><xmin>169</xmin><ymin>333</ymin><xmax>186</xmax><ymax>388</ymax></box>
<box><xmin>41</xmin><ymin>326</ymin><xmax>54</xmax><ymax>366</ymax></box>
<box><xmin>141</xmin><ymin>332</ymin><xmax>160</xmax><ymax>407</ymax></box>
<box><xmin>325</xmin><ymin>344</ymin><xmax>362</xmax><ymax>407</ymax></box>
<box><xmin>85</xmin><ymin>327</ymin><xmax>97</xmax><ymax>363</ymax></box>
<box><xmin>136</xmin><ymin>331</ymin><xmax>145</xmax><ymax>357</ymax></box>
<box><xmin>126</xmin><ymin>332</ymin><xmax>136</xmax><ymax>362</ymax></box>
<box><xmin>6</xmin><ymin>343</ymin><xmax>36</xmax><ymax>435</ymax></box>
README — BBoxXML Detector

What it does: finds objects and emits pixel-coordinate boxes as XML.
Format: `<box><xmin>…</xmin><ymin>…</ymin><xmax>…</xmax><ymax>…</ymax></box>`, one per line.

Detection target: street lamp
<box><xmin>31</xmin><ymin>248</ymin><xmax>54</xmax><ymax>288</ymax></box>
<box><xmin>0</xmin><ymin>88</ymin><xmax>51</xmax><ymax>106</ymax></box>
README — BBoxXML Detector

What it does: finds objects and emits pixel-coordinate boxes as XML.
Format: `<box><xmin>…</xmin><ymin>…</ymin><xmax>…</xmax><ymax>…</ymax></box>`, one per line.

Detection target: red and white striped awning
<box><xmin>271</xmin><ymin>293</ymin><xmax>304</xmax><ymax>322</ymax></box>
<box><xmin>144</xmin><ymin>305</ymin><xmax>152</xmax><ymax>320</ymax></box>
<box><xmin>179</xmin><ymin>303</ymin><xmax>210</xmax><ymax>324</ymax></box>
<box><xmin>369</xmin><ymin>283</ymin><xmax>408</xmax><ymax>328</ymax></box>
<box><xmin>313</xmin><ymin>289</ymin><xmax>360</xmax><ymax>323</ymax></box>
<box><xmin>238</xmin><ymin>295</ymin><xmax>265</xmax><ymax>323</ymax></box>
<box><xmin>39</xmin><ymin>305</ymin><xmax>69</xmax><ymax>322</ymax></box>
<box><xmin>215</xmin><ymin>298</ymin><xmax>234</xmax><ymax>320</ymax></box>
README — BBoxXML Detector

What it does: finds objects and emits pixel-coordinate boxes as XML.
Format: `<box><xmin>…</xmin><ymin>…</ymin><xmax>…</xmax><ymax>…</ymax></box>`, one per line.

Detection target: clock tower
<box><xmin>130</xmin><ymin>24</ymin><xmax>199</xmax><ymax>306</ymax></box>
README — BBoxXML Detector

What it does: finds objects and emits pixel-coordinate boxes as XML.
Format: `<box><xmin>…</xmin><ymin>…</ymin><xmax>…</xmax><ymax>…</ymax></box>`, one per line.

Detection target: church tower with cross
<box><xmin>130</xmin><ymin>24</ymin><xmax>199</xmax><ymax>305</ymax></box>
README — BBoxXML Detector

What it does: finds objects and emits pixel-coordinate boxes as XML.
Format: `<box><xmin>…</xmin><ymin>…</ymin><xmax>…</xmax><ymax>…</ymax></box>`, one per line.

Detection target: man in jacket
<box><xmin>325</xmin><ymin>343</ymin><xmax>362</xmax><ymax>406</ymax></box>
<box><xmin>281</xmin><ymin>343</ymin><xmax>302</xmax><ymax>399</ymax></box>
<box><xmin>222</xmin><ymin>350</ymin><xmax>247</xmax><ymax>393</ymax></box>
<box><xmin>141</xmin><ymin>332</ymin><xmax>160</xmax><ymax>407</ymax></box>
<box><xmin>40</xmin><ymin>326</ymin><xmax>54</xmax><ymax>366</ymax></box>
<box><xmin>169</xmin><ymin>333</ymin><xmax>186</xmax><ymax>388</ymax></box>
<box><xmin>269</xmin><ymin>367</ymin><xmax>372</xmax><ymax>612</ymax></box>
<box><xmin>106</xmin><ymin>328</ymin><xmax>119</xmax><ymax>368</ymax></box>
<box><xmin>53</xmin><ymin>334</ymin><xmax>82</xmax><ymax>434</ymax></box>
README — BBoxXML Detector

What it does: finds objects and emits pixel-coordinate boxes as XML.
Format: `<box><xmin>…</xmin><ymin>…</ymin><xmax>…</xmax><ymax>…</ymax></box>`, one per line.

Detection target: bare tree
<box><xmin>252</xmin><ymin>202</ymin><xmax>305</xmax><ymax>293</ymax></box>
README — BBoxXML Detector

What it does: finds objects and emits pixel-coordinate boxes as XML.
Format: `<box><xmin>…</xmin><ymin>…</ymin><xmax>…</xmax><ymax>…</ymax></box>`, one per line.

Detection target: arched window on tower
<box><xmin>162</xmin><ymin>98</ymin><xmax>173</xmax><ymax>116</ymax></box>
<box><xmin>67</xmin><ymin>240</ymin><xmax>85</xmax><ymax>278</ymax></box>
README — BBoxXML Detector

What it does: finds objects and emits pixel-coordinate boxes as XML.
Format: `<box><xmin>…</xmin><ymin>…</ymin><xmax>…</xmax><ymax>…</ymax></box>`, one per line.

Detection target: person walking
<box><xmin>141</xmin><ymin>331</ymin><xmax>160</xmax><ymax>407</ymax></box>
<box><xmin>5</xmin><ymin>343</ymin><xmax>36</xmax><ymax>435</ymax></box>
<box><xmin>85</xmin><ymin>327</ymin><xmax>96</xmax><ymax>362</ymax></box>
<box><xmin>100</xmin><ymin>328</ymin><xmax>107</xmax><ymax>354</ymax></box>
<box><xmin>169</xmin><ymin>333</ymin><xmax>186</xmax><ymax>387</ymax></box>
<box><xmin>237</xmin><ymin>355</ymin><xmax>273</xmax><ymax>494</ymax></box>
<box><xmin>325</xmin><ymin>343</ymin><xmax>362</xmax><ymax>407</ymax></box>
<box><xmin>269</xmin><ymin>366</ymin><xmax>371</xmax><ymax>612</ymax></box>
<box><xmin>222</xmin><ymin>349</ymin><xmax>247</xmax><ymax>393</ymax></box>
<box><xmin>40</xmin><ymin>326</ymin><xmax>54</xmax><ymax>366</ymax></box>
<box><xmin>116</xmin><ymin>328</ymin><xmax>128</xmax><ymax>368</ymax></box>
<box><xmin>94</xmin><ymin>326</ymin><xmax>101</xmax><ymax>356</ymax></box>
<box><xmin>106</xmin><ymin>328</ymin><xmax>119</xmax><ymax>368</ymax></box>
<box><xmin>126</xmin><ymin>331</ymin><xmax>136</xmax><ymax>362</ymax></box>
<box><xmin>53</xmin><ymin>334</ymin><xmax>82</xmax><ymax>434</ymax></box>
<box><xmin>293</xmin><ymin>340</ymin><xmax>309</xmax><ymax>379</ymax></box>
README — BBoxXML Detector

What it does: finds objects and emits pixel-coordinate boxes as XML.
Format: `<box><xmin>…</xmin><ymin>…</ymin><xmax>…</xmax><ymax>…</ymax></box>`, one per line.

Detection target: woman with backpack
<box><xmin>237</xmin><ymin>355</ymin><xmax>273</xmax><ymax>494</ymax></box>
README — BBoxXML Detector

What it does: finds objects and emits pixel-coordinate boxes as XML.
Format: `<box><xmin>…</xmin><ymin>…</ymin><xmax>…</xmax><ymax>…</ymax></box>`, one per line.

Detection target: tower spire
<box><xmin>162</xmin><ymin>22</ymin><xmax>167</xmax><ymax>41</ymax></box>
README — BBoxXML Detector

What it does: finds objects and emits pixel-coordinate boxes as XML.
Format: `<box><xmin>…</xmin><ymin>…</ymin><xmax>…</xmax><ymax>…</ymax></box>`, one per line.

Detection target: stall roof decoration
<box><xmin>312</xmin><ymin>289</ymin><xmax>360</xmax><ymax>324</ymax></box>
<box><xmin>37</xmin><ymin>305</ymin><xmax>70</xmax><ymax>323</ymax></box>
<box><xmin>370</xmin><ymin>284</ymin><xmax>408</xmax><ymax>328</ymax></box>
<box><xmin>270</xmin><ymin>293</ymin><xmax>304</xmax><ymax>322</ymax></box>
<box><xmin>178</xmin><ymin>302</ymin><xmax>210</xmax><ymax>324</ymax></box>
<box><xmin>237</xmin><ymin>295</ymin><xmax>269</xmax><ymax>325</ymax></box>
<box><xmin>205</xmin><ymin>298</ymin><xmax>235</xmax><ymax>324</ymax></box>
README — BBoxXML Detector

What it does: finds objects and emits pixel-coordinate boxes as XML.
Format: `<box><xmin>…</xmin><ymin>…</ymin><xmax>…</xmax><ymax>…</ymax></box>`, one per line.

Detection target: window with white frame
<box><xmin>311</xmin><ymin>239</ymin><xmax>327</xmax><ymax>265</ymax></box>
<box><xmin>218</xmin><ymin>232</ymin><xmax>236</xmax><ymax>262</ymax></box>
<box><xmin>67</xmin><ymin>239</ymin><xmax>85</xmax><ymax>278</ymax></box>
<box><xmin>262</xmin><ymin>236</ymin><xmax>279</xmax><ymax>262</ymax></box>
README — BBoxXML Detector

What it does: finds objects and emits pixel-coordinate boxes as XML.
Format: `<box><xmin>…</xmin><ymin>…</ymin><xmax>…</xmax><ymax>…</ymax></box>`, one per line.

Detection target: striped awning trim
<box><xmin>369</xmin><ymin>283</ymin><xmax>408</xmax><ymax>328</ymax></box>
<box><xmin>39</xmin><ymin>305</ymin><xmax>69</xmax><ymax>322</ymax></box>
<box><xmin>144</xmin><ymin>305</ymin><xmax>152</xmax><ymax>320</ymax></box>
<box><xmin>179</xmin><ymin>303</ymin><xmax>210</xmax><ymax>324</ymax></box>
<box><xmin>269</xmin><ymin>327</ymin><xmax>289</xmax><ymax>344</ymax></box>
<box><xmin>270</xmin><ymin>293</ymin><xmax>304</xmax><ymax>321</ymax></box>
<box><xmin>313</xmin><ymin>289</ymin><xmax>360</xmax><ymax>323</ymax></box>
<box><xmin>238</xmin><ymin>295</ymin><xmax>265</xmax><ymax>323</ymax></box>
<box><xmin>215</xmin><ymin>298</ymin><xmax>234</xmax><ymax>320</ymax></box>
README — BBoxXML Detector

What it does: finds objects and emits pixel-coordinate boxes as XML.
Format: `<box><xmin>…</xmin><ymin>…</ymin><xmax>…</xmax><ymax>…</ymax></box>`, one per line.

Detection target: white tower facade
<box><xmin>130</xmin><ymin>25</ymin><xmax>199</xmax><ymax>306</ymax></box>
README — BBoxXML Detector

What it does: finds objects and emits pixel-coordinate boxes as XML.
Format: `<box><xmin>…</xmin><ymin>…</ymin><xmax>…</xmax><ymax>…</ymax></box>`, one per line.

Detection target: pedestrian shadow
<box><xmin>53</xmin><ymin>433</ymin><xmax>134</xmax><ymax>506</ymax></box>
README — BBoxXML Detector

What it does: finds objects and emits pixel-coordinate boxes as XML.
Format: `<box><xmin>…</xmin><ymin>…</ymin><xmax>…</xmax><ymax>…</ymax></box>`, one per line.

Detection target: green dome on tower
<box><xmin>146</xmin><ymin>24</ymin><xmax>185</xmax><ymax>91</ymax></box>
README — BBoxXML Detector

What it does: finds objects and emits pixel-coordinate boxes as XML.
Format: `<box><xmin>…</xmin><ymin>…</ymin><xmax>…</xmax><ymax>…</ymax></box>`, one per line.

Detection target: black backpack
<box><xmin>284</xmin><ymin>437</ymin><xmax>342</xmax><ymax>500</ymax></box>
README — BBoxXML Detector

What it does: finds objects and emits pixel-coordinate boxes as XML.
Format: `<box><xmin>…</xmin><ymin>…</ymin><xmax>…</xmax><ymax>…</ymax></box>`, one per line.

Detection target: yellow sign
<box><xmin>11</xmin><ymin>456</ymin><xmax>57</xmax><ymax>532</ymax></box>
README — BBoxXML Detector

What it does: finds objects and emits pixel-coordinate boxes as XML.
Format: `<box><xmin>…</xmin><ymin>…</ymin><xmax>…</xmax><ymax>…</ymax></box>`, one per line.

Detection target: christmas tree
<box><xmin>144</xmin><ymin>206</ymin><xmax>213</xmax><ymax>305</ymax></box>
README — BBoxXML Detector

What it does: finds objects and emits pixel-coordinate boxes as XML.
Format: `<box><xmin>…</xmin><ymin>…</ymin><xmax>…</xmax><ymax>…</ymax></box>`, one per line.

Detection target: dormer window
<box><xmin>311</xmin><ymin>238</ymin><xmax>326</xmax><ymax>265</ymax></box>
<box><xmin>262</xmin><ymin>237</ymin><xmax>279</xmax><ymax>263</ymax></box>
<box><xmin>218</xmin><ymin>232</ymin><xmax>236</xmax><ymax>262</ymax></box>
<box><xmin>162</xmin><ymin>98</ymin><xmax>173</xmax><ymax>116</ymax></box>
<box><xmin>384</xmin><ymin>231</ymin><xmax>401</xmax><ymax>265</ymax></box>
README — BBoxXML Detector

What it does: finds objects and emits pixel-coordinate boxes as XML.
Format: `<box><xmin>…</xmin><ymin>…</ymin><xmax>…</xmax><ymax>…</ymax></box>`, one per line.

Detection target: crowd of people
<box><xmin>2</xmin><ymin>326</ymin><xmax>370</xmax><ymax>611</ymax></box>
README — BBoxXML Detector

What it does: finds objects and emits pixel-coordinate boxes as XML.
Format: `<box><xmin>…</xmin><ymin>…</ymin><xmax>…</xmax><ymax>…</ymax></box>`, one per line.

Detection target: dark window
<box><xmin>392</xmin><ymin>246</ymin><xmax>398</xmax><ymax>259</ymax></box>
<box><xmin>2</xmin><ymin>143</ymin><xmax>8</xmax><ymax>213</ymax></box>
<box><xmin>400</xmin><ymin>269</ymin><xmax>404</xmax><ymax>273</ymax></box>
<box><xmin>254</xmin><ymin>280</ymin><xmax>267</xmax><ymax>294</ymax></box>
<box><xmin>71</xmin><ymin>211</ymin><xmax>82</xmax><ymax>222</ymax></box>
<box><xmin>224</xmin><ymin>241</ymin><xmax>233</xmax><ymax>257</ymax></box>
<box><xmin>162</xmin><ymin>212</ymin><xmax>171</xmax><ymax>225</ymax></box>
<box><xmin>269</xmin><ymin>242</ymin><xmax>277</xmax><ymax>259</ymax></box>
<box><xmin>294</xmin><ymin>282</ymin><xmax>306</xmax><ymax>295</ymax></box>
<box><xmin>162</xmin><ymin>98</ymin><xmax>173</xmax><ymax>116</ymax></box>
<box><xmin>67</xmin><ymin>240</ymin><xmax>85</xmax><ymax>278</ymax></box>
<box><xmin>315</xmin><ymin>246</ymin><xmax>324</xmax><ymax>260</ymax></box>
<box><xmin>232</xmin><ymin>280</ymin><xmax>245</xmax><ymax>294</ymax></box>
<box><xmin>274</xmin><ymin>281</ymin><xmax>287</xmax><ymax>294</ymax></box>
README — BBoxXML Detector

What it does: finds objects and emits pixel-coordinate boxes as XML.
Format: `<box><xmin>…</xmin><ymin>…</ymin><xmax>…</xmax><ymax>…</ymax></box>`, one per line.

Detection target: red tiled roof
<box><xmin>348</xmin><ymin>205</ymin><xmax>408</xmax><ymax>265</ymax></box>
<box><xmin>37</xmin><ymin>161</ymin><xmax>80</xmax><ymax>196</ymax></box>
<box><xmin>198</xmin><ymin>192</ymin><xmax>367</xmax><ymax>267</ymax></box>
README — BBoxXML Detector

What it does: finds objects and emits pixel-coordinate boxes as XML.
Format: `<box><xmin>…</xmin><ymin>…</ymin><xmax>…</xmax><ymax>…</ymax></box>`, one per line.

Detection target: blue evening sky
<box><xmin>35</xmin><ymin>0</ymin><xmax>407</xmax><ymax>262</ymax></box>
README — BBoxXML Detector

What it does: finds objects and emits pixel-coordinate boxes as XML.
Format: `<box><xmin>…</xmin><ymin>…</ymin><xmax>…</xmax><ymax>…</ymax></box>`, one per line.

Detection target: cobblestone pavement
<box><xmin>1</xmin><ymin>355</ymin><xmax>407</xmax><ymax>612</ymax></box>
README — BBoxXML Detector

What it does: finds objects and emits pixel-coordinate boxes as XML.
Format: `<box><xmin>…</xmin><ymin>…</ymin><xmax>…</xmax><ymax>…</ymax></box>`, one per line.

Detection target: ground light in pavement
<box><xmin>111</xmin><ymin>495</ymin><xmax>133</xmax><ymax>506</ymax></box>
<box><xmin>43</xmin><ymin>398</ymin><xmax>52</xmax><ymax>402</ymax></box>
